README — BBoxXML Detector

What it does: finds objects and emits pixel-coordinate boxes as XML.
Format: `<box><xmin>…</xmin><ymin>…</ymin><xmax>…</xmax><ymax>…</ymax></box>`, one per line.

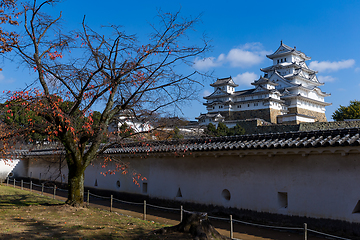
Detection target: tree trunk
<box><xmin>154</xmin><ymin>212</ymin><xmax>229</xmax><ymax>240</ymax></box>
<box><xmin>66</xmin><ymin>165</ymin><xmax>85</xmax><ymax>207</ymax></box>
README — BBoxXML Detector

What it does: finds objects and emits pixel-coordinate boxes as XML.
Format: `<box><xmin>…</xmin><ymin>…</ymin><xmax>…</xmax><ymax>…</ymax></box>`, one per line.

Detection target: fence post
<box><xmin>230</xmin><ymin>215</ymin><xmax>233</xmax><ymax>239</ymax></box>
<box><xmin>87</xmin><ymin>190</ymin><xmax>90</xmax><ymax>206</ymax></box>
<box><xmin>180</xmin><ymin>205</ymin><xmax>183</xmax><ymax>222</ymax></box>
<box><xmin>304</xmin><ymin>223</ymin><xmax>307</xmax><ymax>240</ymax></box>
<box><xmin>30</xmin><ymin>181</ymin><xmax>32</xmax><ymax>192</ymax></box>
<box><xmin>6</xmin><ymin>177</ymin><xmax>8</xmax><ymax>186</ymax></box>
<box><xmin>143</xmin><ymin>200</ymin><xmax>147</xmax><ymax>221</ymax></box>
<box><xmin>110</xmin><ymin>195</ymin><xmax>113</xmax><ymax>212</ymax></box>
<box><xmin>41</xmin><ymin>183</ymin><xmax>44</xmax><ymax>195</ymax></box>
<box><xmin>53</xmin><ymin>185</ymin><xmax>56</xmax><ymax>199</ymax></box>
<box><xmin>21</xmin><ymin>179</ymin><xmax>23</xmax><ymax>190</ymax></box>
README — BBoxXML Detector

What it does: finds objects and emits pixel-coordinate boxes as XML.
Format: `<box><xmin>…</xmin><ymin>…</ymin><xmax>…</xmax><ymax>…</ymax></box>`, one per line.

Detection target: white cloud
<box><xmin>318</xmin><ymin>75</ymin><xmax>336</xmax><ymax>83</ymax></box>
<box><xmin>233</xmin><ymin>72</ymin><xmax>258</xmax><ymax>86</ymax></box>
<box><xmin>0</xmin><ymin>72</ymin><xmax>15</xmax><ymax>84</ymax></box>
<box><xmin>309</xmin><ymin>59</ymin><xmax>355</xmax><ymax>72</ymax></box>
<box><xmin>193</xmin><ymin>56</ymin><xmax>223</xmax><ymax>71</ymax></box>
<box><xmin>193</xmin><ymin>42</ymin><xmax>271</xmax><ymax>70</ymax></box>
<box><xmin>202</xmin><ymin>89</ymin><xmax>211</xmax><ymax>97</ymax></box>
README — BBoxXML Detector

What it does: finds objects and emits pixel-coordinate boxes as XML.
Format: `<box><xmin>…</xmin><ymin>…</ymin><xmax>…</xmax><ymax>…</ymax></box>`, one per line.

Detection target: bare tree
<box><xmin>1</xmin><ymin>0</ymin><xmax>208</xmax><ymax>206</ymax></box>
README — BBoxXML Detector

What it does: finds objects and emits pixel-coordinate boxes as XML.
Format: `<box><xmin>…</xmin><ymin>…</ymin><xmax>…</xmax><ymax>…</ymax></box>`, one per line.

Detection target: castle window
<box><xmin>247</xmin><ymin>104</ymin><xmax>249</xmax><ymax>107</ymax></box>
<box><xmin>277</xmin><ymin>59</ymin><xmax>279</xmax><ymax>64</ymax></box>
<box><xmin>254</xmin><ymin>103</ymin><xmax>258</xmax><ymax>106</ymax></box>
<box><xmin>278</xmin><ymin>192</ymin><xmax>288</xmax><ymax>208</ymax></box>
<box><xmin>284</xmin><ymin>58</ymin><xmax>286</xmax><ymax>62</ymax></box>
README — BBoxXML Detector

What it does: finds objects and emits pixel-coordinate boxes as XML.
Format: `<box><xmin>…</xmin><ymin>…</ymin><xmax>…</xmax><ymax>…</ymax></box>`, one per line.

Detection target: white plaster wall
<box><xmin>0</xmin><ymin>159</ymin><xmax>20</xmax><ymax>179</ymax></box>
<box><xmin>141</xmin><ymin>152</ymin><xmax>360</xmax><ymax>223</ymax></box>
<box><xmin>17</xmin><ymin>148</ymin><xmax>360</xmax><ymax>223</ymax></box>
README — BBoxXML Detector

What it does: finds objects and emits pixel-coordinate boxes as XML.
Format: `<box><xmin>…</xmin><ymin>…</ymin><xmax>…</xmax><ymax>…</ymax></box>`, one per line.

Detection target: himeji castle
<box><xmin>197</xmin><ymin>41</ymin><xmax>331</xmax><ymax>125</ymax></box>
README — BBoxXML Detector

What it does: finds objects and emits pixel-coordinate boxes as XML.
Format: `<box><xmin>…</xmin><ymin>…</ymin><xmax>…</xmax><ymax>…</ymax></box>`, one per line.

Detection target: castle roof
<box><xmin>210</xmin><ymin>77</ymin><xmax>239</xmax><ymax>87</ymax></box>
<box><xmin>16</xmin><ymin>127</ymin><xmax>360</xmax><ymax>155</ymax></box>
<box><xmin>251</xmin><ymin>76</ymin><xmax>278</xmax><ymax>86</ymax></box>
<box><xmin>267</xmin><ymin>41</ymin><xmax>311</xmax><ymax>61</ymax></box>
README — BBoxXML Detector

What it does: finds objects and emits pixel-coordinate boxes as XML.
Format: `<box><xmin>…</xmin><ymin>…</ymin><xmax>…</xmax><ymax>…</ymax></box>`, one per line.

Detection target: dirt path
<box><xmin>6</xmin><ymin>181</ymin><xmax>330</xmax><ymax>240</ymax></box>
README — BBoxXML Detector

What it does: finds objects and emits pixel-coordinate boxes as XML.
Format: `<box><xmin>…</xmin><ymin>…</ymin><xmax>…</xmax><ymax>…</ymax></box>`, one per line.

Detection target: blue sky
<box><xmin>1</xmin><ymin>0</ymin><xmax>360</xmax><ymax>121</ymax></box>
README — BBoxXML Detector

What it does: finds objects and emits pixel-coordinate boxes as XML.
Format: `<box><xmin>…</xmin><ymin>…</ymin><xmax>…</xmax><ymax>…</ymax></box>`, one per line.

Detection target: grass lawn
<box><xmin>0</xmin><ymin>185</ymin><xmax>192</xmax><ymax>239</ymax></box>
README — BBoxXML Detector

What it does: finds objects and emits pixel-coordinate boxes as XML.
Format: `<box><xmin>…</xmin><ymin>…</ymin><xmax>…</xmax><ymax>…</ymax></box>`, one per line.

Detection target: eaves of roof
<box><xmin>16</xmin><ymin>128</ymin><xmax>360</xmax><ymax>156</ymax></box>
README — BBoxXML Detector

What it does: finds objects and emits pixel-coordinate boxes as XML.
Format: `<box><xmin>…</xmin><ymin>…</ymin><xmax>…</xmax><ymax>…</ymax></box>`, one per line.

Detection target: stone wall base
<box><xmin>220</xmin><ymin>108</ymin><xmax>276</xmax><ymax>123</ymax></box>
<box><xmin>288</xmin><ymin>107</ymin><xmax>327</xmax><ymax>122</ymax></box>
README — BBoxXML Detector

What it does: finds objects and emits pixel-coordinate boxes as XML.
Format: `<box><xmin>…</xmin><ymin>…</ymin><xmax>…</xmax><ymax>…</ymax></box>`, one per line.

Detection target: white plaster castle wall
<box><xmin>105</xmin><ymin>151</ymin><xmax>360</xmax><ymax>223</ymax></box>
<box><xmin>0</xmin><ymin>159</ymin><xmax>20</xmax><ymax>179</ymax></box>
<box><xmin>12</xmin><ymin>148</ymin><xmax>360</xmax><ymax>223</ymax></box>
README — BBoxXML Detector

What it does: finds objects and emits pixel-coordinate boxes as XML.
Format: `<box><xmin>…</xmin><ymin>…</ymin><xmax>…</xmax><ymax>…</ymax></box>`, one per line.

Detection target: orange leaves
<box><xmin>48</xmin><ymin>50</ymin><xmax>63</xmax><ymax>60</ymax></box>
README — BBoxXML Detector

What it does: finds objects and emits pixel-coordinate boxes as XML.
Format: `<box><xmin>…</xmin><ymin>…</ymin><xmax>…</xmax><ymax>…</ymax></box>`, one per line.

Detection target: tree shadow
<box><xmin>0</xmin><ymin>216</ymin><xmax>159</xmax><ymax>240</ymax></box>
<box><xmin>0</xmin><ymin>193</ymin><xmax>63</xmax><ymax>207</ymax></box>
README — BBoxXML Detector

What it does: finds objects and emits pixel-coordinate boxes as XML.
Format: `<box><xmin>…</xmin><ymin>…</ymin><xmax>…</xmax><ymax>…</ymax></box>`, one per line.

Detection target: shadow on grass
<box><xmin>0</xmin><ymin>216</ymin><xmax>156</xmax><ymax>240</ymax></box>
<box><xmin>0</xmin><ymin>193</ymin><xmax>63</xmax><ymax>207</ymax></box>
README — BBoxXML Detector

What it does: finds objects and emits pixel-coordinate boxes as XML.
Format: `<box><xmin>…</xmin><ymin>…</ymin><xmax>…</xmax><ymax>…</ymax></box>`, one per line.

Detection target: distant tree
<box><xmin>172</xmin><ymin>126</ymin><xmax>183</xmax><ymax>139</ymax></box>
<box><xmin>205</xmin><ymin>122</ymin><xmax>245</xmax><ymax>137</ymax></box>
<box><xmin>332</xmin><ymin>100</ymin><xmax>360</xmax><ymax>121</ymax></box>
<box><xmin>228</xmin><ymin>123</ymin><xmax>245</xmax><ymax>136</ymax></box>
<box><xmin>206</xmin><ymin>123</ymin><xmax>217</xmax><ymax>136</ymax></box>
<box><xmin>216</xmin><ymin>122</ymin><xmax>228</xmax><ymax>136</ymax></box>
<box><xmin>118</xmin><ymin>123</ymin><xmax>134</xmax><ymax>138</ymax></box>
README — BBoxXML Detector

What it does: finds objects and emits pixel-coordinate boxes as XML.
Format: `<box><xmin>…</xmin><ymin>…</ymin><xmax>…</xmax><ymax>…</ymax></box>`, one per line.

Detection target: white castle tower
<box><xmin>197</xmin><ymin>41</ymin><xmax>331</xmax><ymax>125</ymax></box>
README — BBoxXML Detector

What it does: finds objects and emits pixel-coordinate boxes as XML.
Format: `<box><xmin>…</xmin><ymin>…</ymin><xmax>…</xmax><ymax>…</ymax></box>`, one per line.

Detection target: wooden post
<box><xmin>41</xmin><ymin>183</ymin><xmax>44</xmax><ymax>195</ymax></box>
<box><xmin>180</xmin><ymin>205</ymin><xmax>183</xmax><ymax>222</ymax></box>
<box><xmin>87</xmin><ymin>190</ymin><xmax>90</xmax><ymax>206</ymax></box>
<box><xmin>143</xmin><ymin>200</ymin><xmax>147</xmax><ymax>221</ymax></box>
<box><xmin>21</xmin><ymin>179</ymin><xmax>23</xmax><ymax>190</ymax></box>
<box><xmin>110</xmin><ymin>195</ymin><xmax>113</xmax><ymax>212</ymax></box>
<box><xmin>304</xmin><ymin>223</ymin><xmax>307</xmax><ymax>240</ymax></box>
<box><xmin>53</xmin><ymin>185</ymin><xmax>56</xmax><ymax>199</ymax></box>
<box><xmin>230</xmin><ymin>215</ymin><xmax>233</xmax><ymax>239</ymax></box>
<box><xmin>30</xmin><ymin>181</ymin><xmax>32</xmax><ymax>192</ymax></box>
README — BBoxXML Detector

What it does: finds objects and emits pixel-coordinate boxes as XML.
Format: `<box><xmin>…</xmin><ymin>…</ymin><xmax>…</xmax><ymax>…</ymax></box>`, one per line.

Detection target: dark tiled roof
<box><xmin>210</xmin><ymin>77</ymin><xmax>238</xmax><ymax>87</ymax></box>
<box><xmin>17</xmin><ymin>128</ymin><xmax>360</xmax><ymax>156</ymax></box>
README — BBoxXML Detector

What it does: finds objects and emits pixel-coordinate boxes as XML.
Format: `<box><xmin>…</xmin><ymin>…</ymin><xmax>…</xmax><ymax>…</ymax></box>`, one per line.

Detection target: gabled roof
<box><xmin>204</xmin><ymin>89</ymin><xmax>232</xmax><ymax>99</ymax></box>
<box><xmin>267</xmin><ymin>41</ymin><xmax>311</xmax><ymax>61</ymax></box>
<box><xmin>268</xmin><ymin>71</ymin><xmax>298</xmax><ymax>88</ymax></box>
<box><xmin>210</xmin><ymin>77</ymin><xmax>239</xmax><ymax>87</ymax></box>
<box><xmin>252</xmin><ymin>76</ymin><xmax>278</xmax><ymax>86</ymax></box>
<box><xmin>196</xmin><ymin>112</ymin><xmax>224</xmax><ymax>120</ymax></box>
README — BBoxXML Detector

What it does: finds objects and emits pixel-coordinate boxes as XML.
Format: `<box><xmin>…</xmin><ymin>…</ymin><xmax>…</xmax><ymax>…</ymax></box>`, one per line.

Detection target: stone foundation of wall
<box><xmin>220</xmin><ymin>109</ymin><xmax>274</xmax><ymax>123</ymax></box>
<box><xmin>288</xmin><ymin>107</ymin><xmax>327</xmax><ymax>122</ymax></box>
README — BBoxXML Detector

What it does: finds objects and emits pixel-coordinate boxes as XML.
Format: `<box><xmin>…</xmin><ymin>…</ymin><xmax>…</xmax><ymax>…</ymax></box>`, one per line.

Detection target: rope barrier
<box><xmin>4</xmin><ymin>178</ymin><xmax>354</xmax><ymax>240</ymax></box>
<box><xmin>88</xmin><ymin>192</ymin><xmax>111</xmax><ymax>199</ymax></box>
<box><xmin>308</xmin><ymin>229</ymin><xmax>352</xmax><ymax>240</ymax></box>
<box><xmin>232</xmin><ymin>218</ymin><xmax>303</xmax><ymax>231</ymax></box>
<box><xmin>112</xmin><ymin>197</ymin><xmax>143</xmax><ymax>205</ymax></box>
<box><xmin>56</xmin><ymin>187</ymin><xmax>68</xmax><ymax>192</ymax></box>
<box><xmin>147</xmin><ymin>203</ymin><xmax>179</xmax><ymax>211</ymax></box>
<box><xmin>208</xmin><ymin>215</ymin><xmax>230</xmax><ymax>222</ymax></box>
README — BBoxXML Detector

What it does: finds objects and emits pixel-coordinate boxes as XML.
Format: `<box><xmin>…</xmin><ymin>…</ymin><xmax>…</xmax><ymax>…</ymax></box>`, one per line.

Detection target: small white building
<box><xmin>198</xmin><ymin>41</ymin><xmax>331</xmax><ymax>125</ymax></box>
<box><xmin>108</xmin><ymin>110</ymin><xmax>152</xmax><ymax>134</ymax></box>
